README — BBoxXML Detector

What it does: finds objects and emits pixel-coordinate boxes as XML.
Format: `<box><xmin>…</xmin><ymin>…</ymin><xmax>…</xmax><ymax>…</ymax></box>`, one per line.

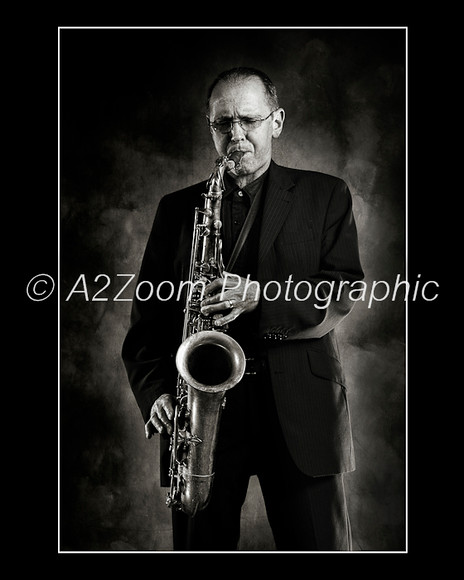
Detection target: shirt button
<box><xmin>237</xmin><ymin>190</ymin><xmax>243</xmax><ymax>197</ymax></box>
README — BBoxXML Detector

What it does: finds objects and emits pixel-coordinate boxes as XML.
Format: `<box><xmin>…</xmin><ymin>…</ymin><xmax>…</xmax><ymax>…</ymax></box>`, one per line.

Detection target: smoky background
<box><xmin>59</xmin><ymin>27</ymin><xmax>406</xmax><ymax>551</ymax></box>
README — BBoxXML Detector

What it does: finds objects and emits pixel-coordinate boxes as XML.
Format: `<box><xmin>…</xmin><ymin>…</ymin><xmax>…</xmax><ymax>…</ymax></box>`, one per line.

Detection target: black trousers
<box><xmin>172</xmin><ymin>369</ymin><xmax>352</xmax><ymax>551</ymax></box>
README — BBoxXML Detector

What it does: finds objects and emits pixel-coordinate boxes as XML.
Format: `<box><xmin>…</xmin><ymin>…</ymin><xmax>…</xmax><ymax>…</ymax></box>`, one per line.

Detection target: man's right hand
<box><xmin>145</xmin><ymin>393</ymin><xmax>175</xmax><ymax>437</ymax></box>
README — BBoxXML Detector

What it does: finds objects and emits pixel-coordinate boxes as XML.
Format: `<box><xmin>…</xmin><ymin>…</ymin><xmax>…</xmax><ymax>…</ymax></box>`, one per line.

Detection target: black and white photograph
<box><xmin>53</xmin><ymin>26</ymin><xmax>421</xmax><ymax>553</ymax></box>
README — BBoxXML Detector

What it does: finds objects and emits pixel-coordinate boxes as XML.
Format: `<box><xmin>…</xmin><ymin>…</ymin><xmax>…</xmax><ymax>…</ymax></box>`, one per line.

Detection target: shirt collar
<box><xmin>223</xmin><ymin>168</ymin><xmax>269</xmax><ymax>201</ymax></box>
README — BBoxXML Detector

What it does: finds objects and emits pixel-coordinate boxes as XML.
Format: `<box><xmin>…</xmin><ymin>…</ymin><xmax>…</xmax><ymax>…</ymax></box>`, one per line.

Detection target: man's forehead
<box><xmin>209</xmin><ymin>77</ymin><xmax>268</xmax><ymax>114</ymax></box>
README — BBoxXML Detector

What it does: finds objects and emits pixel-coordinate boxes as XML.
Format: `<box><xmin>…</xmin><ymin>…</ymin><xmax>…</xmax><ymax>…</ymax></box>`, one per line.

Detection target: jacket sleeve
<box><xmin>259</xmin><ymin>178</ymin><xmax>364</xmax><ymax>340</ymax></box>
<box><xmin>121</xmin><ymin>195</ymin><xmax>181</xmax><ymax>423</ymax></box>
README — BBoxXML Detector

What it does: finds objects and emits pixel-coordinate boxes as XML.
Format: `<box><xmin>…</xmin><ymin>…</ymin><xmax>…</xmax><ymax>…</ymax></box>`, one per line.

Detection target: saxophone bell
<box><xmin>176</xmin><ymin>330</ymin><xmax>246</xmax><ymax>394</ymax></box>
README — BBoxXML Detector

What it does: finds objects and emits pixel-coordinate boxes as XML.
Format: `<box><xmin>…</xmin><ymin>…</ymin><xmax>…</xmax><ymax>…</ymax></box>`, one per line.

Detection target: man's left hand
<box><xmin>200</xmin><ymin>271</ymin><xmax>260</xmax><ymax>327</ymax></box>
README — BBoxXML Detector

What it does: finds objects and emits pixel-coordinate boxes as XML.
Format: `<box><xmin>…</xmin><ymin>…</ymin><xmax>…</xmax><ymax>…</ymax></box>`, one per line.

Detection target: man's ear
<box><xmin>272</xmin><ymin>108</ymin><xmax>285</xmax><ymax>138</ymax></box>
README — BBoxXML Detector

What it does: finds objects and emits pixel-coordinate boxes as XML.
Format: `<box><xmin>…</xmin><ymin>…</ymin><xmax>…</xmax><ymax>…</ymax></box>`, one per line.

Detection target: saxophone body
<box><xmin>166</xmin><ymin>152</ymin><xmax>246</xmax><ymax>517</ymax></box>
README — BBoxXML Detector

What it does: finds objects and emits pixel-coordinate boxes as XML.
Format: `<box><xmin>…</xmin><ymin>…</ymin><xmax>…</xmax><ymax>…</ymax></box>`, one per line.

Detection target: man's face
<box><xmin>208</xmin><ymin>77</ymin><xmax>285</xmax><ymax>184</ymax></box>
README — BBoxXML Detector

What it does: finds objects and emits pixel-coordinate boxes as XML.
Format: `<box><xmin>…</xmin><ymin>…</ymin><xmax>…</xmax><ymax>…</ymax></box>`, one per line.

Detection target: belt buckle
<box><xmin>245</xmin><ymin>356</ymin><xmax>257</xmax><ymax>376</ymax></box>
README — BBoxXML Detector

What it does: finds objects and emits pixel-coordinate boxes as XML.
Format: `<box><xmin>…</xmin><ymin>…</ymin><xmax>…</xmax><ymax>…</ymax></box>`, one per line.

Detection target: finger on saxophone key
<box><xmin>202</xmin><ymin>277</ymin><xmax>224</xmax><ymax>298</ymax></box>
<box><xmin>158</xmin><ymin>407</ymin><xmax>174</xmax><ymax>436</ymax></box>
<box><xmin>147</xmin><ymin>394</ymin><xmax>175</xmax><ymax>436</ymax></box>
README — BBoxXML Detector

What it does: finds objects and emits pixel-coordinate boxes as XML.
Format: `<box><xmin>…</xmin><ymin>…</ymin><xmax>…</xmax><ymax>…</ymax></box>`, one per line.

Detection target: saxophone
<box><xmin>166</xmin><ymin>151</ymin><xmax>246</xmax><ymax>517</ymax></box>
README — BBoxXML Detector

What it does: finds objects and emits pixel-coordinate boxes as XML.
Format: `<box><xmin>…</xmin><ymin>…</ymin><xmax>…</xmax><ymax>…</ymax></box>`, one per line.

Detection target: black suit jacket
<box><xmin>122</xmin><ymin>161</ymin><xmax>364</xmax><ymax>477</ymax></box>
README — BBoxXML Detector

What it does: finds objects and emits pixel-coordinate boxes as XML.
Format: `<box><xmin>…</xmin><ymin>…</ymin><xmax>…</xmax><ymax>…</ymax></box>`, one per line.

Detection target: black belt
<box><xmin>244</xmin><ymin>356</ymin><xmax>267</xmax><ymax>376</ymax></box>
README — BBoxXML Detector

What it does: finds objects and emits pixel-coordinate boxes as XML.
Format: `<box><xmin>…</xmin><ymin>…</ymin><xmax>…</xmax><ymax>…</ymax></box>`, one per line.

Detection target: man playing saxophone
<box><xmin>122</xmin><ymin>67</ymin><xmax>364</xmax><ymax>550</ymax></box>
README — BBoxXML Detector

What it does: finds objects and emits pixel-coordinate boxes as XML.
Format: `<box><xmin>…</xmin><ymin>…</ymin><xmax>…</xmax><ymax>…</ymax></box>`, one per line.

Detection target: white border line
<box><xmin>58</xmin><ymin>25</ymin><xmax>408</xmax><ymax>555</ymax></box>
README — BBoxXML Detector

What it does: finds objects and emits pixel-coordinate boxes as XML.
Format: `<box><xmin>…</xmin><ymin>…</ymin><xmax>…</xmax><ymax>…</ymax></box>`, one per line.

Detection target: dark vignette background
<box><xmin>58</xmin><ymin>27</ymin><xmax>407</xmax><ymax>552</ymax></box>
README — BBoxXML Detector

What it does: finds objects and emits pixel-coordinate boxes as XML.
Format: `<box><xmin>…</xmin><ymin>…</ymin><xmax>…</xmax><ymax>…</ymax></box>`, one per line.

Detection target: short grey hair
<box><xmin>206</xmin><ymin>67</ymin><xmax>279</xmax><ymax>113</ymax></box>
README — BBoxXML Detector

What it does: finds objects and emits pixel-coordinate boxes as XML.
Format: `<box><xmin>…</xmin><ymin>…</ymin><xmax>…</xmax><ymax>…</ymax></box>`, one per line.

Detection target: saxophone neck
<box><xmin>205</xmin><ymin>157</ymin><xmax>228</xmax><ymax>196</ymax></box>
<box><xmin>206</xmin><ymin>152</ymin><xmax>245</xmax><ymax>196</ymax></box>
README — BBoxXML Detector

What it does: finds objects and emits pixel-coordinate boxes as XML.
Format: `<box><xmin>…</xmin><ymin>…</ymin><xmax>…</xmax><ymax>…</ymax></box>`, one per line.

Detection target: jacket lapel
<box><xmin>258</xmin><ymin>161</ymin><xmax>294</xmax><ymax>263</ymax></box>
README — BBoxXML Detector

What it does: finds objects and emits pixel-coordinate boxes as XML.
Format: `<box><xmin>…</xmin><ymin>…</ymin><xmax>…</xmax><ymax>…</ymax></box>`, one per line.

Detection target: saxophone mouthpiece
<box><xmin>227</xmin><ymin>150</ymin><xmax>245</xmax><ymax>171</ymax></box>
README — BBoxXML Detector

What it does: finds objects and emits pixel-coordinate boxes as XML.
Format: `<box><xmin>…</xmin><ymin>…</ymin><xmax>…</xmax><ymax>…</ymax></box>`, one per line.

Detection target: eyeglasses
<box><xmin>208</xmin><ymin>110</ymin><xmax>278</xmax><ymax>134</ymax></box>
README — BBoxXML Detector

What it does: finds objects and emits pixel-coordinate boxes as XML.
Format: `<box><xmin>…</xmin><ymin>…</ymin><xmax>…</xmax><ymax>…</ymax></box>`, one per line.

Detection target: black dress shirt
<box><xmin>220</xmin><ymin>169</ymin><xmax>269</xmax><ymax>354</ymax></box>
<box><xmin>221</xmin><ymin>169</ymin><xmax>268</xmax><ymax>277</ymax></box>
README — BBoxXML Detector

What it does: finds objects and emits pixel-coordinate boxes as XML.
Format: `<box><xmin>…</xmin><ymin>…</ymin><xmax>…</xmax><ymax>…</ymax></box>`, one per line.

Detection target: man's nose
<box><xmin>230</xmin><ymin>121</ymin><xmax>246</xmax><ymax>141</ymax></box>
